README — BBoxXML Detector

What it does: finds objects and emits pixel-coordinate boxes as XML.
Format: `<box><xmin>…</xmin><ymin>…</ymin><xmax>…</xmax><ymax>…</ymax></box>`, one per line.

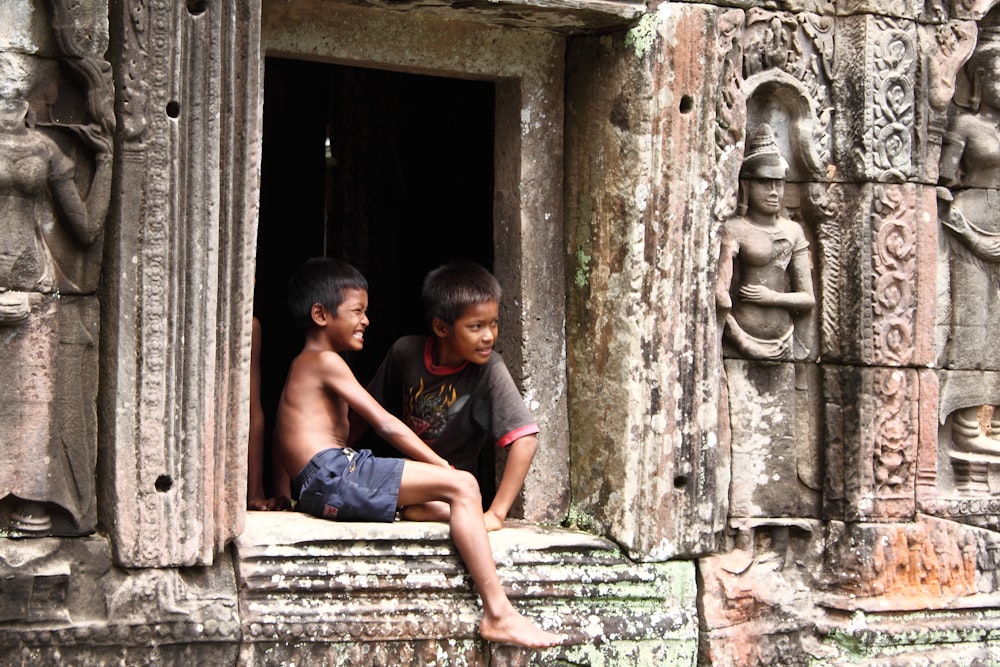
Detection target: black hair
<box><xmin>287</xmin><ymin>257</ymin><xmax>368</xmax><ymax>330</ymax></box>
<box><xmin>422</xmin><ymin>261</ymin><xmax>502</xmax><ymax>330</ymax></box>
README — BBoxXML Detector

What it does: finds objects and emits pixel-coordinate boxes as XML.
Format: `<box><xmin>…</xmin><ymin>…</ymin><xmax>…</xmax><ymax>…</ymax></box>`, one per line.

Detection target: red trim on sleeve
<box><xmin>497</xmin><ymin>424</ymin><xmax>540</xmax><ymax>448</ymax></box>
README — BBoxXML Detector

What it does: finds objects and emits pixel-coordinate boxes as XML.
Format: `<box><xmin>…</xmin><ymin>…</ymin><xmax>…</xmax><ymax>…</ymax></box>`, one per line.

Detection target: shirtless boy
<box><xmin>272</xmin><ymin>257</ymin><xmax>564</xmax><ymax>649</ymax></box>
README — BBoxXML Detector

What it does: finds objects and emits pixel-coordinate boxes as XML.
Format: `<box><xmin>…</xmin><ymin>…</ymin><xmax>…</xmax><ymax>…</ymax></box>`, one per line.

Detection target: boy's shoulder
<box><xmin>389</xmin><ymin>334</ymin><xmax>429</xmax><ymax>355</ymax></box>
<box><xmin>290</xmin><ymin>346</ymin><xmax>353</xmax><ymax>382</ymax></box>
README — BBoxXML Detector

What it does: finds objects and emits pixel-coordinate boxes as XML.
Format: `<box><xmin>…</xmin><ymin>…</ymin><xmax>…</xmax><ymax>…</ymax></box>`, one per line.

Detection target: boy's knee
<box><xmin>452</xmin><ymin>469</ymin><xmax>481</xmax><ymax>499</ymax></box>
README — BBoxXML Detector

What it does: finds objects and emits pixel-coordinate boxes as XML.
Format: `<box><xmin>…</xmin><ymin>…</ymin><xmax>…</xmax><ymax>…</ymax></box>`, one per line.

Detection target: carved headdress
<box><xmin>740</xmin><ymin>124</ymin><xmax>789</xmax><ymax>180</ymax></box>
<box><xmin>966</xmin><ymin>23</ymin><xmax>1000</xmax><ymax>111</ymax></box>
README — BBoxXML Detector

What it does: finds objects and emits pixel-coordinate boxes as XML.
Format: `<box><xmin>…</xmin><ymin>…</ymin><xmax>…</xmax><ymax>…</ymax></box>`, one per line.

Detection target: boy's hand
<box><xmin>483</xmin><ymin>509</ymin><xmax>504</xmax><ymax>532</ymax></box>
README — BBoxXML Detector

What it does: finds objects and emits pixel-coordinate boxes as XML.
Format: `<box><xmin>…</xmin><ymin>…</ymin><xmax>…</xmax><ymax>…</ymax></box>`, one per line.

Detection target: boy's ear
<box><xmin>431</xmin><ymin>317</ymin><xmax>451</xmax><ymax>338</ymax></box>
<box><xmin>310</xmin><ymin>303</ymin><xmax>328</xmax><ymax>327</ymax></box>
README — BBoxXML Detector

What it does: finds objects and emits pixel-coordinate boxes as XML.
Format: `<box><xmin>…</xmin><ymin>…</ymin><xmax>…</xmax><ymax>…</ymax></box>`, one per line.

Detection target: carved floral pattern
<box><xmin>869</xmin><ymin>185</ymin><xmax>916</xmax><ymax>366</ymax></box>
<box><xmin>871</xmin><ymin>368</ymin><xmax>914</xmax><ymax>496</ymax></box>
<box><xmin>869</xmin><ymin>19</ymin><xmax>917</xmax><ymax>182</ymax></box>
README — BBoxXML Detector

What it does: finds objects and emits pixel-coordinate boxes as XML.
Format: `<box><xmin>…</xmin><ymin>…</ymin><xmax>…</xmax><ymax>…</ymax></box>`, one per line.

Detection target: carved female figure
<box><xmin>718</xmin><ymin>124</ymin><xmax>816</xmax><ymax>361</ymax></box>
<box><xmin>937</xmin><ymin>29</ymin><xmax>1000</xmax><ymax>462</ymax></box>
<box><xmin>0</xmin><ymin>50</ymin><xmax>112</xmax><ymax>533</ymax></box>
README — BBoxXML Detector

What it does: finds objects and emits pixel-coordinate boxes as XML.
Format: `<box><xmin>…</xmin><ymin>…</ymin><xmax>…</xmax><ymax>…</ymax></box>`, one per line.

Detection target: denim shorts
<box><xmin>293</xmin><ymin>447</ymin><xmax>405</xmax><ymax>522</ymax></box>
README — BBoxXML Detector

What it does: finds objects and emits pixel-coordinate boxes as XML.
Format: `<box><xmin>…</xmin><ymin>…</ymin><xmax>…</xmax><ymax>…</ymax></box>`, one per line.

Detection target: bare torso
<box><xmin>273</xmin><ymin>350</ymin><xmax>351</xmax><ymax>481</ymax></box>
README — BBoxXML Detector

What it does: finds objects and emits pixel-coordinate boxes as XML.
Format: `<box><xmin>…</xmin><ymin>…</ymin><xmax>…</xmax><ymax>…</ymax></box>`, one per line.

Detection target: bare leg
<box><xmin>403</xmin><ymin>500</ymin><xmax>504</xmax><ymax>533</ymax></box>
<box><xmin>397</xmin><ymin>462</ymin><xmax>565</xmax><ymax>648</ymax></box>
<box><xmin>400</xmin><ymin>500</ymin><xmax>450</xmax><ymax>522</ymax></box>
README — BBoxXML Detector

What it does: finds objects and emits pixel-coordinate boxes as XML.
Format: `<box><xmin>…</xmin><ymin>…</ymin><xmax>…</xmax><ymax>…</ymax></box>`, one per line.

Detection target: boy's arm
<box><xmin>349</xmin><ymin>343</ymin><xmax>396</xmax><ymax>445</ymax></box>
<box><xmin>247</xmin><ymin>318</ymin><xmax>290</xmax><ymax>511</ymax></box>
<box><xmin>484</xmin><ymin>434</ymin><xmax>537</xmax><ymax>530</ymax></box>
<box><xmin>346</xmin><ymin>409</ymin><xmax>369</xmax><ymax>446</ymax></box>
<box><xmin>322</xmin><ymin>351</ymin><xmax>451</xmax><ymax>468</ymax></box>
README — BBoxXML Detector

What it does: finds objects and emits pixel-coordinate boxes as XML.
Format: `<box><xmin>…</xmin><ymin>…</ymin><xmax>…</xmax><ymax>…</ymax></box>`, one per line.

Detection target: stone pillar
<box><xmin>565</xmin><ymin>4</ymin><xmax>737</xmax><ymax>559</ymax></box>
<box><xmin>99</xmin><ymin>0</ymin><xmax>262</xmax><ymax>567</ymax></box>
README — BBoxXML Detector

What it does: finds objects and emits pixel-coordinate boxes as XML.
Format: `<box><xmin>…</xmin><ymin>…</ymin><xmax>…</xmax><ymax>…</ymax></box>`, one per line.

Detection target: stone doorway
<box><xmin>259</xmin><ymin>2</ymin><xmax>571</xmax><ymax>520</ymax></box>
<box><xmin>254</xmin><ymin>56</ymin><xmax>498</xmax><ymax>500</ymax></box>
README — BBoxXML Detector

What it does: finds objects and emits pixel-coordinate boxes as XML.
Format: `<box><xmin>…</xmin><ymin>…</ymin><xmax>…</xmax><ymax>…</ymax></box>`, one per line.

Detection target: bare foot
<box><xmin>480</xmin><ymin>610</ymin><xmax>566</xmax><ymax>648</ymax></box>
<box><xmin>248</xmin><ymin>495</ymin><xmax>292</xmax><ymax>511</ymax></box>
<box><xmin>483</xmin><ymin>510</ymin><xmax>504</xmax><ymax>532</ymax></box>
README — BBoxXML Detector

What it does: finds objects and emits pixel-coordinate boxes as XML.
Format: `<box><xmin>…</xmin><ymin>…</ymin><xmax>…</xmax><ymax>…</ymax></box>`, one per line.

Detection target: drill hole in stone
<box><xmin>186</xmin><ymin>0</ymin><xmax>209</xmax><ymax>15</ymax></box>
<box><xmin>166</xmin><ymin>101</ymin><xmax>181</xmax><ymax>119</ymax></box>
<box><xmin>155</xmin><ymin>475</ymin><xmax>173</xmax><ymax>492</ymax></box>
<box><xmin>679</xmin><ymin>95</ymin><xmax>694</xmax><ymax>114</ymax></box>
<box><xmin>674</xmin><ymin>475</ymin><xmax>689</xmax><ymax>489</ymax></box>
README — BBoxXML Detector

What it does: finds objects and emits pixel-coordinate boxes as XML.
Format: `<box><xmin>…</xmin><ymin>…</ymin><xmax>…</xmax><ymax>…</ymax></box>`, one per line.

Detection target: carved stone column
<box><xmin>100</xmin><ymin>0</ymin><xmax>262</xmax><ymax>567</ymax></box>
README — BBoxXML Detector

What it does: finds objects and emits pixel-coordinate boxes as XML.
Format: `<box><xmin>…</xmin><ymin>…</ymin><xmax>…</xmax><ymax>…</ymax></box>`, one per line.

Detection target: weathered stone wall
<box><xmin>562</xmin><ymin>0</ymin><xmax>1000</xmax><ymax>662</ymax></box>
<box><xmin>6</xmin><ymin>0</ymin><xmax>1000</xmax><ymax>664</ymax></box>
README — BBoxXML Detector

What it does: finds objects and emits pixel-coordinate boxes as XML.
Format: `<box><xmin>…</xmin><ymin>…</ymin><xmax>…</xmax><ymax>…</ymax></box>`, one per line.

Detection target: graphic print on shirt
<box><xmin>404</xmin><ymin>377</ymin><xmax>467</xmax><ymax>441</ymax></box>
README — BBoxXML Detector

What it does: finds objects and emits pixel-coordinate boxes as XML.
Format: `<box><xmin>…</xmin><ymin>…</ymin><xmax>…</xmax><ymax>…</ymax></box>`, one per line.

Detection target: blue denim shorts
<box><xmin>293</xmin><ymin>447</ymin><xmax>405</xmax><ymax>522</ymax></box>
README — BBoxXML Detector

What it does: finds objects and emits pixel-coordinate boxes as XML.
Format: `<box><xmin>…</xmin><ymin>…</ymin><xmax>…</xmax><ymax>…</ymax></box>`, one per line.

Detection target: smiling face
<box><xmin>432</xmin><ymin>300</ymin><xmax>499</xmax><ymax>367</ymax></box>
<box><xmin>324</xmin><ymin>287</ymin><xmax>369</xmax><ymax>352</ymax></box>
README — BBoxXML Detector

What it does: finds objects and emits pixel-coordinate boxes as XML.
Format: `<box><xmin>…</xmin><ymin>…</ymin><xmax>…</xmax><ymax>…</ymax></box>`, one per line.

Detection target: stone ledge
<box><xmin>235</xmin><ymin>511</ymin><xmax>697</xmax><ymax>665</ymax></box>
<box><xmin>0</xmin><ymin>514</ymin><xmax>697</xmax><ymax>665</ymax></box>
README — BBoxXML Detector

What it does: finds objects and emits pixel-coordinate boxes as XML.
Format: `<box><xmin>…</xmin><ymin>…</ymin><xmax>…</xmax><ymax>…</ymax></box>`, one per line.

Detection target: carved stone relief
<box><xmin>935</xmin><ymin>11</ymin><xmax>1000</xmax><ymax>516</ymax></box>
<box><xmin>0</xmin><ymin>0</ymin><xmax>113</xmax><ymax>536</ymax></box>
<box><xmin>715</xmin><ymin>10</ymin><xmax>830</xmax><ymax>520</ymax></box>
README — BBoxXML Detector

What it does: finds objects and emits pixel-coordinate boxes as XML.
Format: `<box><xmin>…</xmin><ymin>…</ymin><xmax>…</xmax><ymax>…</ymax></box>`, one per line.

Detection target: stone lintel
<box><xmin>313</xmin><ymin>0</ymin><xmax>645</xmax><ymax>33</ymax></box>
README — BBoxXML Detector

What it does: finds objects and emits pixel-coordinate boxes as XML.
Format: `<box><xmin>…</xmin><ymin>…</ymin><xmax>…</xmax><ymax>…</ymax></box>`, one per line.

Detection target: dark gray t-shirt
<box><xmin>367</xmin><ymin>335</ymin><xmax>539</xmax><ymax>473</ymax></box>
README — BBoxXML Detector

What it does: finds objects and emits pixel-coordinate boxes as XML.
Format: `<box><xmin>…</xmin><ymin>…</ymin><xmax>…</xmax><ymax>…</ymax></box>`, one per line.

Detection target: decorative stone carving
<box><xmin>726</xmin><ymin>359</ymin><xmax>822</xmax><ymax>518</ymax></box>
<box><xmin>0</xmin><ymin>1</ymin><xmax>113</xmax><ymax>536</ymax></box>
<box><xmin>101</xmin><ymin>0</ymin><xmax>261</xmax><ymax>567</ymax></box>
<box><xmin>717</xmin><ymin>125</ymin><xmax>820</xmax><ymax>519</ymax></box>
<box><xmin>920</xmin><ymin>20</ymin><xmax>978</xmax><ymax>182</ymax></box>
<box><xmin>718</xmin><ymin>124</ymin><xmax>816</xmax><ymax>362</ymax></box>
<box><xmin>740</xmin><ymin>10</ymin><xmax>834</xmax><ymax>182</ymax></box>
<box><xmin>0</xmin><ymin>535</ymin><xmax>240</xmax><ymax>663</ymax></box>
<box><xmin>834</xmin><ymin>15</ymin><xmax>920</xmax><ymax>183</ymax></box>
<box><xmin>825</xmin><ymin>366</ymin><xmax>923</xmax><ymax>521</ymax></box>
<box><xmin>936</xmin><ymin>15</ymin><xmax>1000</xmax><ymax>504</ymax></box>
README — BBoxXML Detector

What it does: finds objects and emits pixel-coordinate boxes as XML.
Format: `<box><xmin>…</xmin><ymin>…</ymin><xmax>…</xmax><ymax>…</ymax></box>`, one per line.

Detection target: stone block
<box><xmin>726</xmin><ymin>360</ymin><xmax>822</xmax><ymax>519</ymax></box>
<box><xmin>920</xmin><ymin>370</ymin><xmax>1000</xmax><ymax>530</ymax></box>
<box><xmin>824</xmin><ymin>365</ymin><xmax>921</xmax><ymax>521</ymax></box>
<box><xmin>832</xmin><ymin>14</ymin><xmax>922</xmax><ymax>183</ymax></box>
<box><xmin>101</xmin><ymin>0</ymin><xmax>260</xmax><ymax>567</ymax></box>
<box><xmin>0</xmin><ymin>295</ymin><xmax>99</xmax><ymax>536</ymax></box>
<box><xmin>817</xmin><ymin>183</ymin><xmax>937</xmax><ymax>366</ymax></box>
<box><xmin>566</xmin><ymin>0</ymin><xmax>734</xmax><ymax>561</ymax></box>
<box><xmin>821</xmin><ymin>516</ymin><xmax>1000</xmax><ymax>604</ymax></box>
<box><xmin>0</xmin><ymin>535</ymin><xmax>239</xmax><ymax>663</ymax></box>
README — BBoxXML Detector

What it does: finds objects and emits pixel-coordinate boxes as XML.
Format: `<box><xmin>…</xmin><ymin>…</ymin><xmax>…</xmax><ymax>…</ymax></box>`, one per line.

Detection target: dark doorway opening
<box><xmin>254</xmin><ymin>57</ymin><xmax>497</xmax><ymax>500</ymax></box>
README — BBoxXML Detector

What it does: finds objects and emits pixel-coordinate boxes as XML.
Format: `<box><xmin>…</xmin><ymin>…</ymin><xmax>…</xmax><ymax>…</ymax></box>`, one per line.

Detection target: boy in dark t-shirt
<box><xmin>365</xmin><ymin>262</ymin><xmax>540</xmax><ymax>531</ymax></box>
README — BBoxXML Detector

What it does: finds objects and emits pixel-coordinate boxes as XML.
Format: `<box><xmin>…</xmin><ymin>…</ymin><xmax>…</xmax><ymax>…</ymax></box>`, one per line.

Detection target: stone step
<box><xmin>234</xmin><ymin>511</ymin><xmax>697</xmax><ymax>665</ymax></box>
